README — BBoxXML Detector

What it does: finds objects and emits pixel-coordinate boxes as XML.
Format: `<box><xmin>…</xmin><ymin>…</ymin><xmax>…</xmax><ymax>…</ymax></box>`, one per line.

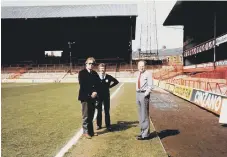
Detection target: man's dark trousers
<box><xmin>97</xmin><ymin>97</ymin><xmax>110</xmax><ymax>128</ymax></box>
<box><xmin>81</xmin><ymin>99</ymin><xmax>96</xmax><ymax>135</ymax></box>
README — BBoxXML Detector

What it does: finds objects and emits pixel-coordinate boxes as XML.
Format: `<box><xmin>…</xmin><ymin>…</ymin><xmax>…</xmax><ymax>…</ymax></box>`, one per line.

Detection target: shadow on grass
<box><xmin>149</xmin><ymin>129</ymin><xmax>180</xmax><ymax>140</ymax></box>
<box><xmin>98</xmin><ymin>121</ymin><xmax>139</xmax><ymax>135</ymax></box>
<box><xmin>97</xmin><ymin>121</ymin><xmax>180</xmax><ymax>141</ymax></box>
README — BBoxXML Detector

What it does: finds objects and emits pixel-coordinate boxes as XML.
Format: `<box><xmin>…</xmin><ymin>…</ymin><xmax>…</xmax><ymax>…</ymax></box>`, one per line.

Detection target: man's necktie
<box><xmin>138</xmin><ymin>72</ymin><xmax>141</xmax><ymax>89</ymax></box>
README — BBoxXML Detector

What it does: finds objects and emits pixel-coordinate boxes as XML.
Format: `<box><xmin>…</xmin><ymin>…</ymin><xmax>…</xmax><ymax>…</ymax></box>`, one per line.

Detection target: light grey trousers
<box><xmin>136</xmin><ymin>92</ymin><xmax>150</xmax><ymax>138</ymax></box>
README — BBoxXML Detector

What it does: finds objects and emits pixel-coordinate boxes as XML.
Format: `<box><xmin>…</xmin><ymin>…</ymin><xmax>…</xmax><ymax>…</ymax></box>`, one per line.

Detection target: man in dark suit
<box><xmin>78</xmin><ymin>57</ymin><xmax>100</xmax><ymax>139</ymax></box>
<box><xmin>96</xmin><ymin>63</ymin><xmax>119</xmax><ymax>131</ymax></box>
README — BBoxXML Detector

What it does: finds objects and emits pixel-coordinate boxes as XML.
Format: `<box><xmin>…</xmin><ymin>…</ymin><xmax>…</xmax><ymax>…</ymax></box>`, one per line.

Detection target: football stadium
<box><xmin>1</xmin><ymin>1</ymin><xmax>227</xmax><ymax>157</ymax></box>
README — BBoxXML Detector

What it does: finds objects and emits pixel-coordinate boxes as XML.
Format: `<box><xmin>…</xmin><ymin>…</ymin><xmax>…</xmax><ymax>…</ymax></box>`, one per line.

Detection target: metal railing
<box><xmin>153</xmin><ymin>65</ymin><xmax>183</xmax><ymax>80</ymax></box>
<box><xmin>1</xmin><ymin>64</ymin><xmax>117</xmax><ymax>73</ymax></box>
<box><xmin>168</xmin><ymin>78</ymin><xmax>227</xmax><ymax>96</ymax></box>
<box><xmin>2</xmin><ymin>63</ymin><xmax>166</xmax><ymax>74</ymax></box>
<box><xmin>191</xmin><ymin>70</ymin><xmax>227</xmax><ymax>80</ymax></box>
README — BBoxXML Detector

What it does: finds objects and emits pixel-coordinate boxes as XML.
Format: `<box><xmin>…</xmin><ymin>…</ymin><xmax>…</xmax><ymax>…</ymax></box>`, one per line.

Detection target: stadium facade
<box><xmin>1</xmin><ymin>4</ymin><xmax>137</xmax><ymax>65</ymax></box>
<box><xmin>164</xmin><ymin>1</ymin><xmax>227</xmax><ymax>72</ymax></box>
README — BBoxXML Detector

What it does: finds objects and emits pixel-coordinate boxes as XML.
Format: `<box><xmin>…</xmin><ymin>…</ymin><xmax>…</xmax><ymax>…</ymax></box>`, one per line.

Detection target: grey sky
<box><xmin>2</xmin><ymin>0</ymin><xmax>183</xmax><ymax>50</ymax></box>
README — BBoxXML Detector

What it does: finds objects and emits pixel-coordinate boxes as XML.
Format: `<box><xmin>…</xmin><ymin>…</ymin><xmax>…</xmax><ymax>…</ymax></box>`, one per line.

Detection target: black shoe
<box><xmin>136</xmin><ymin>135</ymin><xmax>142</xmax><ymax>138</ymax></box>
<box><xmin>137</xmin><ymin>136</ymin><xmax>149</xmax><ymax>140</ymax></box>
<box><xmin>107</xmin><ymin>127</ymin><xmax>112</xmax><ymax>131</ymax></box>
<box><xmin>96</xmin><ymin>126</ymin><xmax>102</xmax><ymax>130</ymax></box>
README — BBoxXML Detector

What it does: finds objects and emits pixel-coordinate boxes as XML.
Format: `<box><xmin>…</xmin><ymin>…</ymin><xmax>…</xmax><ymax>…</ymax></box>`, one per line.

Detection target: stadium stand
<box><xmin>3</xmin><ymin>62</ymin><xmax>225</xmax><ymax>96</ymax></box>
<box><xmin>19</xmin><ymin>73</ymin><xmax>65</xmax><ymax>79</ymax></box>
<box><xmin>191</xmin><ymin>70</ymin><xmax>227</xmax><ymax>80</ymax></box>
<box><xmin>152</xmin><ymin>65</ymin><xmax>183</xmax><ymax>80</ymax></box>
<box><xmin>166</xmin><ymin>69</ymin><xmax>227</xmax><ymax>96</ymax></box>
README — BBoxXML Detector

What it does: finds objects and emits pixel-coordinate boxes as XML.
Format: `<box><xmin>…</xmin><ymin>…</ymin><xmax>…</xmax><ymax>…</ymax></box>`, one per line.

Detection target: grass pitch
<box><xmin>2</xmin><ymin>83</ymin><xmax>83</xmax><ymax>157</ymax></box>
<box><xmin>1</xmin><ymin>83</ymin><xmax>166</xmax><ymax>157</ymax></box>
<box><xmin>65</xmin><ymin>83</ymin><xmax>167</xmax><ymax>157</ymax></box>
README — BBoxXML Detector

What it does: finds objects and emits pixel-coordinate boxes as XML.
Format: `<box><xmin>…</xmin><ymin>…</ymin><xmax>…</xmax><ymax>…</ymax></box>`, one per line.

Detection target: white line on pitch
<box><xmin>150</xmin><ymin>110</ymin><xmax>168</xmax><ymax>156</ymax></box>
<box><xmin>54</xmin><ymin>83</ymin><xmax>124</xmax><ymax>157</ymax></box>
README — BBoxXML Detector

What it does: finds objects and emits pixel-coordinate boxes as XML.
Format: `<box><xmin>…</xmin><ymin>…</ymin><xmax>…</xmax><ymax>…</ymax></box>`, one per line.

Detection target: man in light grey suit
<box><xmin>136</xmin><ymin>60</ymin><xmax>154</xmax><ymax>140</ymax></box>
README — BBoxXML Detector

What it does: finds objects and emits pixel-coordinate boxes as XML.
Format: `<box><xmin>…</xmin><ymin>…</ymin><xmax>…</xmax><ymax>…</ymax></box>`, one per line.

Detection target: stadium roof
<box><xmin>1</xmin><ymin>4</ymin><xmax>138</xmax><ymax>19</ymax></box>
<box><xmin>163</xmin><ymin>1</ymin><xmax>226</xmax><ymax>26</ymax></box>
<box><xmin>163</xmin><ymin>1</ymin><xmax>183</xmax><ymax>26</ymax></box>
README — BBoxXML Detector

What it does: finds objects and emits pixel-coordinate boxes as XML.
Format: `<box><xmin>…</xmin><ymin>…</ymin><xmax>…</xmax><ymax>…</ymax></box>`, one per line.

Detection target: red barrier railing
<box><xmin>168</xmin><ymin>78</ymin><xmax>227</xmax><ymax>96</ymax></box>
<box><xmin>153</xmin><ymin>65</ymin><xmax>183</xmax><ymax>80</ymax></box>
<box><xmin>192</xmin><ymin>70</ymin><xmax>227</xmax><ymax>79</ymax></box>
<box><xmin>8</xmin><ymin>67</ymin><xmax>29</xmax><ymax>79</ymax></box>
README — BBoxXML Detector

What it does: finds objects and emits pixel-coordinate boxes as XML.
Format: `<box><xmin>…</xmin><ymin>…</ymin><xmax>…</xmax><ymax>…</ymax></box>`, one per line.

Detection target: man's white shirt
<box><xmin>99</xmin><ymin>73</ymin><xmax>106</xmax><ymax>80</ymax></box>
<box><xmin>136</xmin><ymin>70</ymin><xmax>154</xmax><ymax>96</ymax></box>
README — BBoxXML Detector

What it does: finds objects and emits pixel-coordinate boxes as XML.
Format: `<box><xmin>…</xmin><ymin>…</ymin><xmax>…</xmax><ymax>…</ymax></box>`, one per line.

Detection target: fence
<box><xmin>168</xmin><ymin>78</ymin><xmax>227</xmax><ymax>96</ymax></box>
<box><xmin>2</xmin><ymin>63</ymin><xmax>164</xmax><ymax>74</ymax></box>
<box><xmin>191</xmin><ymin>70</ymin><xmax>227</xmax><ymax>80</ymax></box>
<box><xmin>152</xmin><ymin>65</ymin><xmax>183</xmax><ymax>80</ymax></box>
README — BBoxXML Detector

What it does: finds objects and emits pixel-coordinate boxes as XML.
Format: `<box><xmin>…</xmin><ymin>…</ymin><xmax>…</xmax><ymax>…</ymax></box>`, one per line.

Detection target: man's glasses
<box><xmin>87</xmin><ymin>62</ymin><xmax>95</xmax><ymax>65</ymax></box>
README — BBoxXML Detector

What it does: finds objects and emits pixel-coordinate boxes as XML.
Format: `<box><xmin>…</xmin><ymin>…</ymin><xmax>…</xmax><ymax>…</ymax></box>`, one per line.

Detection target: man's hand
<box><xmin>144</xmin><ymin>91</ymin><xmax>150</xmax><ymax>97</ymax></box>
<box><xmin>91</xmin><ymin>92</ymin><xmax>97</xmax><ymax>98</ymax></box>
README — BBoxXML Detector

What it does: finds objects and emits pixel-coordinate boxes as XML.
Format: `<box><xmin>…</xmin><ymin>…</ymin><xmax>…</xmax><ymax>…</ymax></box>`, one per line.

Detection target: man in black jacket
<box><xmin>78</xmin><ymin>57</ymin><xmax>100</xmax><ymax>139</ymax></box>
<box><xmin>96</xmin><ymin>63</ymin><xmax>119</xmax><ymax>131</ymax></box>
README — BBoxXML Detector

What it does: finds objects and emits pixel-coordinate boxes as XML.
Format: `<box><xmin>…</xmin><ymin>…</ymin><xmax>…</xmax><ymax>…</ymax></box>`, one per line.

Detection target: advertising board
<box><xmin>190</xmin><ymin>89</ymin><xmax>226</xmax><ymax>115</ymax></box>
<box><xmin>173</xmin><ymin>85</ymin><xmax>193</xmax><ymax>101</ymax></box>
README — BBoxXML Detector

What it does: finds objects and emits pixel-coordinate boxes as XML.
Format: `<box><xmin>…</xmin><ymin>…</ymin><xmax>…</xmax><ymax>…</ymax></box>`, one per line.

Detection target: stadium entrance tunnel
<box><xmin>2</xmin><ymin>16</ymin><xmax>136</xmax><ymax>64</ymax></box>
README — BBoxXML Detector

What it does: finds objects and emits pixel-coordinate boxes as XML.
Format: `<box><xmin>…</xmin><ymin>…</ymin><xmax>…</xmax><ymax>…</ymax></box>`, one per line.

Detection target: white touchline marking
<box><xmin>150</xmin><ymin>88</ymin><xmax>169</xmax><ymax>156</ymax></box>
<box><xmin>149</xmin><ymin>118</ymin><xmax>168</xmax><ymax>156</ymax></box>
<box><xmin>54</xmin><ymin>83</ymin><xmax>124</xmax><ymax>157</ymax></box>
<box><xmin>149</xmin><ymin>87</ymin><xmax>169</xmax><ymax>156</ymax></box>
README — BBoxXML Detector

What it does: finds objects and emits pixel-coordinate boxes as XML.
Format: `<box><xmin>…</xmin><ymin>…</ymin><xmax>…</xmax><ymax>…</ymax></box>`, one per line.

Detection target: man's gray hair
<box><xmin>137</xmin><ymin>60</ymin><xmax>147</xmax><ymax>65</ymax></box>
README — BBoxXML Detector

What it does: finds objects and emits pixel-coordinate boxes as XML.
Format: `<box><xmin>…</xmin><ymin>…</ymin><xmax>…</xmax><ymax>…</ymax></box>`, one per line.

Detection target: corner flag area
<box><xmin>1</xmin><ymin>83</ymin><xmax>167</xmax><ymax>157</ymax></box>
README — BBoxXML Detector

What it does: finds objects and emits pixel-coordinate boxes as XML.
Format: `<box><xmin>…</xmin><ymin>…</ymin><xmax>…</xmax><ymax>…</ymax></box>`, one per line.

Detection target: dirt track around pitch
<box><xmin>149</xmin><ymin>88</ymin><xmax>227</xmax><ymax>157</ymax></box>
